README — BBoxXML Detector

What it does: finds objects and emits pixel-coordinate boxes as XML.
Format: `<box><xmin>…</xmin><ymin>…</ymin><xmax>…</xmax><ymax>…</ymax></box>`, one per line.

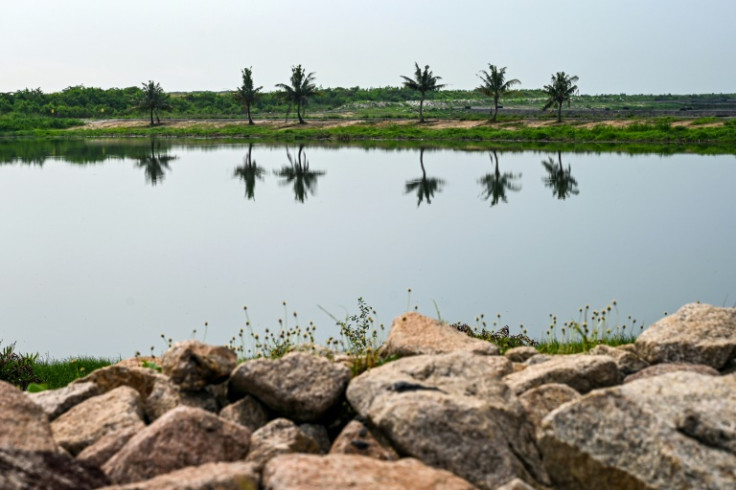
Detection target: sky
<box><xmin>2</xmin><ymin>0</ymin><xmax>735</xmax><ymax>95</ymax></box>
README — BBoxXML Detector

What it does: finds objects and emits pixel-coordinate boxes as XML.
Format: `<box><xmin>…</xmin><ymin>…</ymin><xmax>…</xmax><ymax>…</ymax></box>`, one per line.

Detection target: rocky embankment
<box><xmin>2</xmin><ymin>302</ymin><xmax>735</xmax><ymax>489</ymax></box>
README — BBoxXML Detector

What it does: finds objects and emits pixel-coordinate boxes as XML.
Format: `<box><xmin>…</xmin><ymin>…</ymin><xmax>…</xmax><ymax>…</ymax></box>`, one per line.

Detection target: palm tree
<box><xmin>275</xmin><ymin>65</ymin><xmax>318</xmax><ymax>124</ymax></box>
<box><xmin>274</xmin><ymin>145</ymin><xmax>325</xmax><ymax>202</ymax></box>
<box><xmin>542</xmin><ymin>72</ymin><xmax>579</xmax><ymax>123</ymax></box>
<box><xmin>233</xmin><ymin>67</ymin><xmax>263</xmax><ymax>125</ymax></box>
<box><xmin>405</xmin><ymin>148</ymin><xmax>445</xmax><ymax>206</ymax></box>
<box><xmin>476</xmin><ymin>65</ymin><xmax>520</xmax><ymax>122</ymax></box>
<box><xmin>478</xmin><ymin>151</ymin><xmax>522</xmax><ymax>206</ymax></box>
<box><xmin>138</xmin><ymin>81</ymin><xmax>170</xmax><ymax>126</ymax></box>
<box><xmin>542</xmin><ymin>151</ymin><xmax>579</xmax><ymax>199</ymax></box>
<box><xmin>400</xmin><ymin>63</ymin><xmax>446</xmax><ymax>123</ymax></box>
<box><xmin>233</xmin><ymin>144</ymin><xmax>265</xmax><ymax>200</ymax></box>
<box><xmin>134</xmin><ymin>139</ymin><xmax>177</xmax><ymax>185</ymax></box>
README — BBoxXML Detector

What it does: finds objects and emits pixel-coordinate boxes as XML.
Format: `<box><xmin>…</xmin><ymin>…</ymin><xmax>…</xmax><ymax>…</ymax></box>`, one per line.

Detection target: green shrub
<box><xmin>0</xmin><ymin>341</ymin><xmax>41</xmax><ymax>390</ymax></box>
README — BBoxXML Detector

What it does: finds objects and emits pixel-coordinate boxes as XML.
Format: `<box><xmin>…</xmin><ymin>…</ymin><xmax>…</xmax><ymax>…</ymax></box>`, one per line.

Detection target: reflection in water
<box><xmin>134</xmin><ymin>140</ymin><xmax>177</xmax><ymax>186</ymax></box>
<box><xmin>542</xmin><ymin>151</ymin><xmax>579</xmax><ymax>199</ymax></box>
<box><xmin>274</xmin><ymin>145</ymin><xmax>326</xmax><ymax>203</ymax></box>
<box><xmin>233</xmin><ymin>144</ymin><xmax>266</xmax><ymax>200</ymax></box>
<box><xmin>478</xmin><ymin>150</ymin><xmax>522</xmax><ymax>206</ymax></box>
<box><xmin>405</xmin><ymin>148</ymin><xmax>446</xmax><ymax>206</ymax></box>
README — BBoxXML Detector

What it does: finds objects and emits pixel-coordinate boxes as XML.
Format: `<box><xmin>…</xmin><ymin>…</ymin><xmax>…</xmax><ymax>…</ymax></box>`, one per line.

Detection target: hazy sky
<box><xmin>3</xmin><ymin>0</ymin><xmax>735</xmax><ymax>95</ymax></box>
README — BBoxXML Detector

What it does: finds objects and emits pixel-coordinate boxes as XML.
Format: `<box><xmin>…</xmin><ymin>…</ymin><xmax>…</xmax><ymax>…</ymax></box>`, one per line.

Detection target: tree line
<box><xmin>0</xmin><ymin>63</ymin><xmax>578</xmax><ymax>123</ymax></box>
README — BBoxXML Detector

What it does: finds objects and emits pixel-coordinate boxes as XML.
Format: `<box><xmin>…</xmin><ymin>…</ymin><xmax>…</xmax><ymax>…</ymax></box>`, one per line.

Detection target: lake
<box><xmin>1</xmin><ymin>139</ymin><xmax>734</xmax><ymax>359</ymax></box>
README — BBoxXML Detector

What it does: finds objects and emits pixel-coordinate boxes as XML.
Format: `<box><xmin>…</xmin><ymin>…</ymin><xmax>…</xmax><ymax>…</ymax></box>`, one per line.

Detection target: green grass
<box><xmin>32</xmin><ymin>357</ymin><xmax>116</xmax><ymax>390</ymax></box>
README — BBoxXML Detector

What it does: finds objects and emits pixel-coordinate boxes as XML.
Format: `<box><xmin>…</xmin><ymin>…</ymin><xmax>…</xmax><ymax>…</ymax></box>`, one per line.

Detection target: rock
<box><xmin>262</xmin><ymin>454</ymin><xmax>477</xmax><ymax>490</ymax></box>
<box><xmin>143</xmin><ymin>377</ymin><xmax>219</xmax><ymax>421</ymax></box>
<box><xmin>524</xmin><ymin>354</ymin><xmax>552</xmax><ymax>365</ymax></box>
<box><xmin>635</xmin><ymin>302</ymin><xmax>736</xmax><ymax>369</ymax></box>
<box><xmin>228</xmin><ymin>352</ymin><xmax>350</xmax><ymax>422</ymax></box>
<box><xmin>495</xmin><ymin>478</ymin><xmax>538</xmax><ymax>490</ymax></box>
<box><xmin>504</xmin><ymin>346</ymin><xmax>540</xmax><ymax>363</ymax></box>
<box><xmin>95</xmin><ymin>461</ymin><xmax>259</xmax><ymax>490</ymax></box>
<box><xmin>51</xmin><ymin>386</ymin><xmax>145</xmax><ymax>455</ymax></box>
<box><xmin>587</xmin><ymin>344</ymin><xmax>648</xmax><ymax>375</ymax></box>
<box><xmin>346</xmin><ymin>351</ymin><xmax>513</xmax><ymax>415</ymax></box>
<box><xmin>28</xmin><ymin>381</ymin><xmax>100</xmax><ymax>420</ymax></box>
<box><xmin>623</xmin><ymin>362</ymin><xmax>720</xmax><ymax>384</ymax></box>
<box><xmin>73</xmin><ymin>365</ymin><xmax>166</xmax><ymax>399</ymax></box>
<box><xmin>0</xmin><ymin>380</ymin><xmax>60</xmax><ymax>452</ymax></box>
<box><xmin>0</xmin><ymin>448</ymin><xmax>109</xmax><ymax>490</ymax></box>
<box><xmin>76</xmin><ymin>426</ymin><xmax>139</xmax><ymax>468</ymax></box>
<box><xmin>161</xmin><ymin>340</ymin><xmax>236</xmax><ymax>391</ymax></box>
<box><xmin>347</xmin><ymin>352</ymin><xmax>548</xmax><ymax>489</ymax></box>
<box><xmin>245</xmin><ymin>418</ymin><xmax>322</xmax><ymax>470</ymax></box>
<box><xmin>503</xmin><ymin>354</ymin><xmax>620</xmax><ymax>395</ymax></box>
<box><xmin>518</xmin><ymin>383</ymin><xmax>580</xmax><ymax>429</ymax></box>
<box><xmin>115</xmin><ymin>356</ymin><xmax>162</xmax><ymax>370</ymax></box>
<box><xmin>298</xmin><ymin>423</ymin><xmax>331</xmax><ymax>454</ymax></box>
<box><xmin>219</xmin><ymin>395</ymin><xmax>271</xmax><ymax>432</ymax></box>
<box><xmin>538</xmin><ymin>372</ymin><xmax>736</xmax><ymax>489</ymax></box>
<box><xmin>329</xmin><ymin>419</ymin><xmax>399</xmax><ymax>461</ymax></box>
<box><xmin>379</xmin><ymin>312</ymin><xmax>499</xmax><ymax>357</ymax></box>
<box><xmin>102</xmin><ymin>406</ymin><xmax>251</xmax><ymax>485</ymax></box>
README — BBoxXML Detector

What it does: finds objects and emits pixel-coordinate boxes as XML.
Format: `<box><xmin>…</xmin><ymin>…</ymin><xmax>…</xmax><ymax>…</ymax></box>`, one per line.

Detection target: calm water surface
<box><xmin>1</xmin><ymin>140</ymin><xmax>734</xmax><ymax>358</ymax></box>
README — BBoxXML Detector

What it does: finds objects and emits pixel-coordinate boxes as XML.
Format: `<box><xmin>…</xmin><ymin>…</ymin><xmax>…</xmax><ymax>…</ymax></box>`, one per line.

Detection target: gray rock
<box><xmin>73</xmin><ymin>365</ymin><xmax>166</xmax><ymax>399</ymax></box>
<box><xmin>262</xmin><ymin>454</ymin><xmax>477</xmax><ymax>490</ymax></box>
<box><xmin>143</xmin><ymin>377</ymin><xmax>218</xmax><ymax>421</ymax></box>
<box><xmin>102</xmin><ymin>406</ymin><xmax>251</xmax><ymax>485</ymax></box>
<box><xmin>635</xmin><ymin>302</ymin><xmax>736</xmax><ymax>369</ymax></box>
<box><xmin>504</xmin><ymin>346</ymin><xmax>540</xmax><ymax>363</ymax></box>
<box><xmin>51</xmin><ymin>386</ymin><xmax>145</xmax><ymax>455</ymax></box>
<box><xmin>0</xmin><ymin>448</ymin><xmax>109</xmax><ymax>490</ymax></box>
<box><xmin>524</xmin><ymin>354</ymin><xmax>552</xmax><ymax>365</ymax></box>
<box><xmin>379</xmin><ymin>312</ymin><xmax>499</xmax><ymax>357</ymax></box>
<box><xmin>518</xmin><ymin>383</ymin><xmax>580</xmax><ymax>429</ymax></box>
<box><xmin>538</xmin><ymin>372</ymin><xmax>736</xmax><ymax>489</ymax></box>
<box><xmin>219</xmin><ymin>395</ymin><xmax>271</xmax><ymax>432</ymax></box>
<box><xmin>76</xmin><ymin>426</ymin><xmax>139</xmax><ymax>468</ymax></box>
<box><xmin>329</xmin><ymin>419</ymin><xmax>399</xmax><ymax>461</ymax></box>
<box><xmin>245</xmin><ymin>418</ymin><xmax>322</xmax><ymax>470</ymax></box>
<box><xmin>161</xmin><ymin>340</ymin><xmax>237</xmax><ymax>391</ymax></box>
<box><xmin>503</xmin><ymin>354</ymin><xmax>620</xmax><ymax>395</ymax></box>
<box><xmin>298</xmin><ymin>423</ymin><xmax>331</xmax><ymax>454</ymax></box>
<box><xmin>95</xmin><ymin>461</ymin><xmax>259</xmax><ymax>490</ymax></box>
<box><xmin>495</xmin><ymin>478</ymin><xmax>538</xmax><ymax>490</ymax></box>
<box><xmin>346</xmin><ymin>352</ymin><xmax>548</xmax><ymax>489</ymax></box>
<box><xmin>587</xmin><ymin>344</ymin><xmax>648</xmax><ymax>375</ymax></box>
<box><xmin>28</xmin><ymin>381</ymin><xmax>100</xmax><ymax>420</ymax></box>
<box><xmin>623</xmin><ymin>361</ymin><xmax>720</xmax><ymax>384</ymax></box>
<box><xmin>228</xmin><ymin>352</ymin><xmax>350</xmax><ymax>422</ymax></box>
<box><xmin>0</xmin><ymin>380</ymin><xmax>60</xmax><ymax>453</ymax></box>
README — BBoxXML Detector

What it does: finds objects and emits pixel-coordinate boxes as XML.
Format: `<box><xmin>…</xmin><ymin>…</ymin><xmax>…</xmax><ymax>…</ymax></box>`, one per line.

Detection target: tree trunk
<box><xmin>419</xmin><ymin>95</ymin><xmax>425</xmax><ymax>123</ymax></box>
<box><xmin>493</xmin><ymin>95</ymin><xmax>499</xmax><ymax>122</ymax></box>
<box><xmin>557</xmin><ymin>103</ymin><xmax>562</xmax><ymax>123</ymax></box>
<box><xmin>247</xmin><ymin>102</ymin><xmax>254</xmax><ymax>125</ymax></box>
<box><xmin>297</xmin><ymin>100</ymin><xmax>305</xmax><ymax>124</ymax></box>
<box><xmin>150</xmin><ymin>108</ymin><xmax>154</xmax><ymax>126</ymax></box>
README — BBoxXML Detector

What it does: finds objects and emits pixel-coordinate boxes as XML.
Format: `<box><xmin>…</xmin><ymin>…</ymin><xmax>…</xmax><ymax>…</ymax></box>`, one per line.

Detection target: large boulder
<box><xmin>623</xmin><ymin>361</ymin><xmax>720</xmax><ymax>384</ymax></box>
<box><xmin>72</xmin><ymin>365</ymin><xmax>166</xmax><ymax>399</ymax></box>
<box><xmin>262</xmin><ymin>454</ymin><xmax>476</xmax><ymax>489</ymax></box>
<box><xmin>587</xmin><ymin>344</ymin><xmax>648</xmax><ymax>376</ymax></box>
<box><xmin>51</xmin><ymin>386</ymin><xmax>145</xmax><ymax>455</ymax></box>
<box><xmin>219</xmin><ymin>395</ymin><xmax>271</xmax><ymax>432</ymax></box>
<box><xmin>379</xmin><ymin>312</ymin><xmax>499</xmax><ymax>357</ymax></box>
<box><xmin>161</xmin><ymin>341</ymin><xmax>237</xmax><ymax>391</ymax></box>
<box><xmin>245</xmin><ymin>418</ymin><xmax>322</xmax><ymax>470</ymax></box>
<box><xmin>504</xmin><ymin>346</ymin><xmax>540</xmax><ymax>363</ymax></box>
<box><xmin>538</xmin><ymin>371</ymin><xmax>736</xmax><ymax>489</ymax></box>
<box><xmin>518</xmin><ymin>383</ymin><xmax>580</xmax><ymax>429</ymax></box>
<box><xmin>143</xmin><ymin>376</ymin><xmax>219</xmax><ymax>421</ymax></box>
<box><xmin>635</xmin><ymin>302</ymin><xmax>736</xmax><ymax>369</ymax></box>
<box><xmin>346</xmin><ymin>352</ymin><xmax>548</xmax><ymax>489</ymax></box>
<box><xmin>503</xmin><ymin>354</ymin><xmax>620</xmax><ymax>395</ymax></box>
<box><xmin>96</xmin><ymin>461</ymin><xmax>259</xmax><ymax>490</ymax></box>
<box><xmin>28</xmin><ymin>381</ymin><xmax>100</xmax><ymax>420</ymax></box>
<box><xmin>76</xmin><ymin>426</ymin><xmax>139</xmax><ymax>468</ymax></box>
<box><xmin>102</xmin><ymin>406</ymin><xmax>251</xmax><ymax>485</ymax></box>
<box><xmin>0</xmin><ymin>448</ymin><xmax>109</xmax><ymax>490</ymax></box>
<box><xmin>228</xmin><ymin>352</ymin><xmax>350</xmax><ymax>422</ymax></box>
<box><xmin>0</xmin><ymin>380</ymin><xmax>60</xmax><ymax>453</ymax></box>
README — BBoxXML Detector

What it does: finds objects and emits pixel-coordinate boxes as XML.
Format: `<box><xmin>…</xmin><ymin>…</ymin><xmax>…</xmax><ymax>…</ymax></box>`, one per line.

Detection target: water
<box><xmin>1</xmin><ymin>139</ymin><xmax>734</xmax><ymax>359</ymax></box>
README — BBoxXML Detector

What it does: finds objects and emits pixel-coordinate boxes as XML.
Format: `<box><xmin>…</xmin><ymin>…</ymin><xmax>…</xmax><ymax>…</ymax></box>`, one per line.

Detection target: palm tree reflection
<box><xmin>233</xmin><ymin>143</ymin><xmax>265</xmax><ymax>200</ymax></box>
<box><xmin>405</xmin><ymin>148</ymin><xmax>445</xmax><ymax>206</ymax></box>
<box><xmin>478</xmin><ymin>150</ymin><xmax>521</xmax><ymax>206</ymax></box>
<box><xmin>274</xmin><ymin>144</ymin><xmax>325</xmax><ymax>203</ymax></box>
<box><xmin>542</xmin><ymin>151</ymin><xmax>579</xmax><ymax>199</ymax></box>
<box><xmin>134</xmin><ymin>140</ymin><xmax>177</xmax><ymax>185</ymax></box>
